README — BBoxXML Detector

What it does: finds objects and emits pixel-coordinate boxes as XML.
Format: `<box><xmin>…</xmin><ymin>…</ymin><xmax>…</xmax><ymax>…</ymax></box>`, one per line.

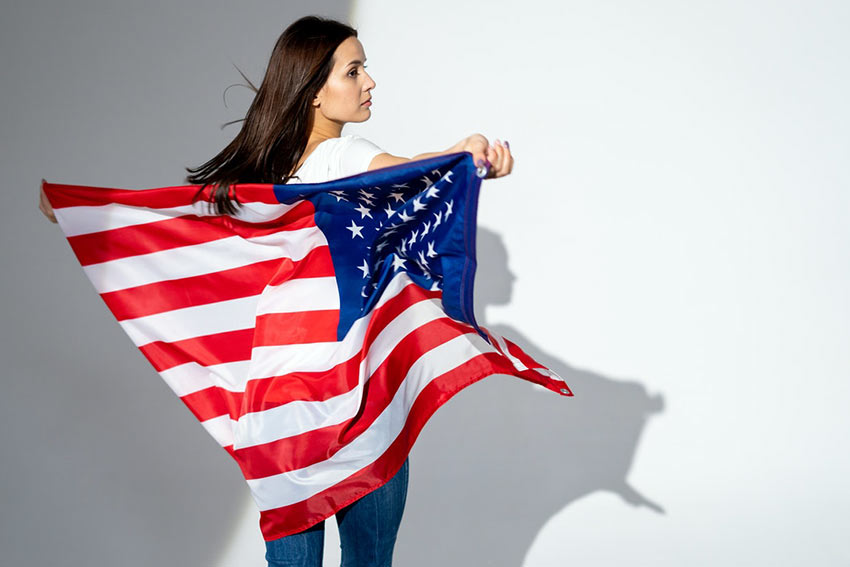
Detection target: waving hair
<box><xmin>185</xmin><ymin>15</ymin><xmax>357</xmax><ymax>214</ymax></box>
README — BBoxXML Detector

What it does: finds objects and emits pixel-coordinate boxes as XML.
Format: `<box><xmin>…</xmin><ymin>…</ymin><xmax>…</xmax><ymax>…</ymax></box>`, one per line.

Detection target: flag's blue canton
<box><xmin>273</xmin><ymin>152</ymin><xmax>484</xmax><ymax>341</ymax></box>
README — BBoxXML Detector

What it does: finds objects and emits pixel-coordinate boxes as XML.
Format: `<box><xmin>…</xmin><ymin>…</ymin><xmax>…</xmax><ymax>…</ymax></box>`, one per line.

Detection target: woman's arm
<box><xmin>367</xmin><ymin>133</ymin><xmax>513</xmax><ymax>179</ymax></box>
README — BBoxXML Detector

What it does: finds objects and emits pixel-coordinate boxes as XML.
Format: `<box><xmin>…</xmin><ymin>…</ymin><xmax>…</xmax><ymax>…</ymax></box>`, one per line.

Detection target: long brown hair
<box><xmin>185</xmin><ymin>15</ymin><xmax>358</xmax><ymax>214</ymax></box>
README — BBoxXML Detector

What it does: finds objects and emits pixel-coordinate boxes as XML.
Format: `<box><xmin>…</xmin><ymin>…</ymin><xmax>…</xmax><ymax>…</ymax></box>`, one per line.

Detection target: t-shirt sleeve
<box><xmin>336</xmin><ymin>135</ymin><xmax>386</xmax><ymax>179</ymax></box>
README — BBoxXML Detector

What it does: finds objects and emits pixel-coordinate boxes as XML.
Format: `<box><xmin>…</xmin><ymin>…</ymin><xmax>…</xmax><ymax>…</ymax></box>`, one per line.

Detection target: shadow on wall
<box><xmin>395</xmin><ymin>226</ymin><xmax>666</xmax><ymax>567</ymax></box>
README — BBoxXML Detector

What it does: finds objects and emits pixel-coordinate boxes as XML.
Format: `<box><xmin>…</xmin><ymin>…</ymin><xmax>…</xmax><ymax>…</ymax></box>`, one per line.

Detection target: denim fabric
<box><xmin>265</xmin><ymin>457</ymin><xmax>409</xmax><ymax>567</ymax></box>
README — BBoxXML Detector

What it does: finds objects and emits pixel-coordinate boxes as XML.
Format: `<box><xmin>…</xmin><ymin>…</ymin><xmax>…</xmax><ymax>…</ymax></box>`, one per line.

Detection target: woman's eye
<box><xmin>349</xmin><ymin>65</ymin><xmax>367</xmax><ymax>77</ymax></box>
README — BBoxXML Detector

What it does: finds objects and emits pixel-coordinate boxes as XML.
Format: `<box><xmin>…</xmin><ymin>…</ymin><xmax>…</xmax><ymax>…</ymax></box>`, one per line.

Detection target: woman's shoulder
<box><xmin>288</xmin><ymin>134</ymin><xmax>387</xmax><ymax>184</ymax></box>
<box><xmin>332</xmin><ymin>134</ymin><xmax>386</xmax><ymax>178</ymax></box>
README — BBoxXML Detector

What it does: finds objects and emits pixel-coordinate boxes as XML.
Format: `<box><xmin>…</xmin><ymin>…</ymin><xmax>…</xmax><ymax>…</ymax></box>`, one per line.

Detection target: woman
<box><xmin>38</xmin><ymin>14</ymin><xmax>514</xmax><ymax>567</ymax></box>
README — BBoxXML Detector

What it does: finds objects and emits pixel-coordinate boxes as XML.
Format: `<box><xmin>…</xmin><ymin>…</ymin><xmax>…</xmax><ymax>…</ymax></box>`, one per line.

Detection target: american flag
<box><xmin>43</xmin><ymin>151</ymin><xmax>573</xmax><ymax>541</ymax></box>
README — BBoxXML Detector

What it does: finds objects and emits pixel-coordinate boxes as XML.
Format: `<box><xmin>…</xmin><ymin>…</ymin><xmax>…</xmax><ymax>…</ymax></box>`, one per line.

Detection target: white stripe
<box><xmin>247</xmin><ymin>273</ymin><xmax>417</xmax><ymax>380</ymax></box>
<box><xmin>159</xmin><ymin>360</ymin><xmax>252</xmax><ymax>397</ymax></box>
<box><xmin>200</xmin><ymin>414</ymin><xmax>238</xmax><ymax>448</ymax></box>
<box><xmin>245</xmin><ymin>331</ymin><xmax>494</xmax><ymax>510</ymax></box>
<box><xmin>234</xmin><ymin>292</ymin><xmax>450</xmax><ymax>449</ymax></box>
<box><xmin>535</xmin><ymin>367</ymin><xmax>566</xmax><ymax>381</ymax></box>
<box><xmin>55</xmin><ymin>201</ymin><xmax>294</xmax><ymax>237</ymax></box>
<box><xmin>232</xmin><ymin>201</ymin><xmax>299</xmax><ymax>224</ymax></box>
<box><xmin>83</xmin><ymin>226</ymin><xmax>325</xmax><ymax>293</ymax></box>
<box><xmin>120</xmin><ymin>295</ymin><xmax>260</xmax><ymax>345</ymax></box>
<box><xmin>490</xmin><ymin>333</ymin><xmax>529</xmax><ymax>372</ymax></box>
<box><xmin>256</xmin><ymin>276</ymin><xmax>340</xmax><ymax>315</ymax></box>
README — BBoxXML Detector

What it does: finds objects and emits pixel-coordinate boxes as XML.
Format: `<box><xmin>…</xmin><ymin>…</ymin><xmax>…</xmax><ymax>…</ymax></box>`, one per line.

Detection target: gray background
<box><xmin>3</xmin><ymin>1</ymin><xmax>849</xmax><ymax>566</ymax></box>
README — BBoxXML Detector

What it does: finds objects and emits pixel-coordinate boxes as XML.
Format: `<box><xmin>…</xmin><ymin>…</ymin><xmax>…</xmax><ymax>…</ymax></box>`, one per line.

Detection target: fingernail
<box><xmin>476</xmin><ymin>159</ymin><xmax>484</xmax><ymax>167</ymax></box>
<box><xmin>504</xmin><ymin>140</ymin><xmax>510</xmax><ymax>148</ymax></box>
<box><xmin>485</xmin><ymin>159</ymin><xmax>492</xmax><ymax>168</ymax></box>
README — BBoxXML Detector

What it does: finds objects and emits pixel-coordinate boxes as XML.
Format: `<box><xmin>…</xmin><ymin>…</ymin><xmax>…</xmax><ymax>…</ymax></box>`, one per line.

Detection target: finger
<box><xmin>485</xmin><ymin>144</ymin><xmax>498</xmax><ymax>169</ymax></box>
<box><xmin>481</xmin><ymin>145</ymin><xmax>496</xmax><ymax>179</ymax></box>
<box><xmin>500</xmin><ymin>141</ymin><xmax>513</xmax><ymax>176</ymax></box>
<box><xmin>494</xmin><ymin>140</ymin><xmax>513</xmax><ymax>177</ymax></box>
<box><xmin>39</xmin><ymin>185</ymin><xmax>58</xmax><ymax>223</ymax></box>
<box><xmin>472</xmin><ymin>146</ymin><xmax>489</xmax><ymax>172</ymax></box>
<box><xmin>471</xmin><ymin>136</ymin><xmax>490</xmax><ymax>167</ymax></box>
<box><xmin>39</xmin><ymin>199</ymin><xmax>57</xmax><ymax>223</ymax></box>
<box><xmin>41</xmin><ymin>202</ymin><xmax>57</xmax><ymax>223</ymax></box>
<box><xmin>489</xmin><ymin>141</ymin><xmax>507</xmax><ymax>177</ymax></box>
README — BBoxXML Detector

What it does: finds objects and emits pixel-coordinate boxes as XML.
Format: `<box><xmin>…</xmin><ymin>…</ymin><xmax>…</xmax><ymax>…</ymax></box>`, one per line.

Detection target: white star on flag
<box><xmin>357</xmin><ymin>259</ymin><xmax>370</xmax><ymax>277</ymax></box>
<box><xmin>346</xmin><ymin>220</ymin><xmax>364</xmax><ymax>239</ymax></box>
<box><xmin>426</xmin><ymin>240</ymin><xmax>437</xmax><ymax>258</ymax></box>
<box><xmin>354</xmin><ymin>203</ymin><xmax>373</xmax><ymax>219</ymax></box>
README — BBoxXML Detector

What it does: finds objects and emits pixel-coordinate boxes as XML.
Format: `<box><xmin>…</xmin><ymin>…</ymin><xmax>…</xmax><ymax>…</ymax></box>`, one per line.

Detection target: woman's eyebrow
<box><xmin>346</xmin><ymin>58</ymin><xmax>367</xmax><ymax>66</ymax></box>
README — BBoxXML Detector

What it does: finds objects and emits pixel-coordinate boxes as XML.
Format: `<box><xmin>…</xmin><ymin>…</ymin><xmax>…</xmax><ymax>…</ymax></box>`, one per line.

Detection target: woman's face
<box><xmin>314</xmin><ymin>36</ymin><xmax>375</xmax><ymax>125</ymax></box>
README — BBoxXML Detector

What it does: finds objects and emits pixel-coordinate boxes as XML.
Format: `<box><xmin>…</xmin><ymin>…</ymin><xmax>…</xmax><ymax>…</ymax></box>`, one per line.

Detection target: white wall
<box><xmin>349</xmin><ymin>1</ymin><xmax>848</xmax><ymax>565</ymax></box>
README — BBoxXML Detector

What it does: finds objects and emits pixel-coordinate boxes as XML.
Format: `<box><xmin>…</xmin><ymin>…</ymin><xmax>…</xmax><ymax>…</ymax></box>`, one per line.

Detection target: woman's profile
<box><xmin>38</xmin><ymin>14</ymin><xmax>530</xmax><ymax>567</ymax></box>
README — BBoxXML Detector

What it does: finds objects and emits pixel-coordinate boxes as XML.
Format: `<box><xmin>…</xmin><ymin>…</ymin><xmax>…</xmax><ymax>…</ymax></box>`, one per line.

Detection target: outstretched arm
<box><xmin>367</xmin><ymin>133</ymin><xmax>513</xmax><ymax>179</ymax></box>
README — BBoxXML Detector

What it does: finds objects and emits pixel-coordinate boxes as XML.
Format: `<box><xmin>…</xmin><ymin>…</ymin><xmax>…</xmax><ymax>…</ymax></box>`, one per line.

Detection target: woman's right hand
<box><xmin>458</xmin><ymin>133</ymin><xmax>513</xmax><ymax>179</ymax></box>
<box><xmin>39</xmin><ymin>179</ymin><xmax>58</xmax><ymax>223</ymax></box>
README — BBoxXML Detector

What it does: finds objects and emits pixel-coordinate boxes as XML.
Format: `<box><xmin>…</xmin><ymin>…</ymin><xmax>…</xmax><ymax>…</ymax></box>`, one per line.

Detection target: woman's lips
<box><xmin>362</xmin><ymin>100</ymin><xmax>372</xmax><ymax>106</ymax></box>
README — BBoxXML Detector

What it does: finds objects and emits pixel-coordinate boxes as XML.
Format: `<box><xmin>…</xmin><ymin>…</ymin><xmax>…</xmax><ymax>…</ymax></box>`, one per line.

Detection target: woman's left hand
<box><xmin>483</xmin><ymin>139</ymin><xmax>513</xmax><ymax>179</ymax></box>
<box><xmin>39</xmin><ymin>179</ymin><xmax>58</xmax><ymax>223</ymax></box>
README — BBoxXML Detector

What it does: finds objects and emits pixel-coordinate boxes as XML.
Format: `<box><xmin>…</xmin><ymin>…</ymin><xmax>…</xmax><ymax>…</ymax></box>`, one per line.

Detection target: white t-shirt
<box><xmin>285</xmin><ymin>134</ymin><xmax>385</xmax><ymax>184</ymax></box>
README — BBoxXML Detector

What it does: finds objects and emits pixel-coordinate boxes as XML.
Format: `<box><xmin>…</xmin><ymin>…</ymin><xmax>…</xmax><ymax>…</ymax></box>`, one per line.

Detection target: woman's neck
<box><xmin>307</xmin><ymin>121</ymin><xmax>344</xmax><ymax>145</ymax></box>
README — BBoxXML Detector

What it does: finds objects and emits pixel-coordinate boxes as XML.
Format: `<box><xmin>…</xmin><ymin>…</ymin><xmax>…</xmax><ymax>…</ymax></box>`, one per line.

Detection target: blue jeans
<box><xmin>265</xmin><ymin>457</ymin><xmax>409</xmax><ymax>567</ymax></box>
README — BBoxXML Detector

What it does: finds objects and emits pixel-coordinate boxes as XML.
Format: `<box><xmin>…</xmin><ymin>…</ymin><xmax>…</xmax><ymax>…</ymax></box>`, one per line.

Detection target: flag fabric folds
<box><xmin>43</xmin><ymin>151</ymin><xmax>573</xmax><ymax>541</ymax></box>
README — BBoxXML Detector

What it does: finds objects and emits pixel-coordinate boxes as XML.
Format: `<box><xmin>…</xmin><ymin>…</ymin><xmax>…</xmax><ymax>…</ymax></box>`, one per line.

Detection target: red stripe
<box><xmin>233</xmin><ymin>316</ymin><xmax>478</xmax><ymax>480</ymax></box>
<box><xmin>267</xmin><ymin>246</ymin><xmax>334</xmax><ymax>287</ymax></box>
<box><xmin>253</xmin><ymin>310</ymin><xmax>340</xmax><ymax>346</ymax></box>
<box><xmin>181</xmin><ymin>386</ymin><xmax>243</xmax><ymax>424</ymax></box>
<box><xmin>43</xmin><ymin>182</ymin><xmax>281</xmax><ymax>209</ymax></box>
<box><xmin>257</xmin><ymin>349</ymin><xmax>526</xmax><ymax>540</ymax></box>
<box><xmin>242</xmin><ymin>356</ymin><xmax>362</xmax><ymax>415</ymax></box>
<box><xmin>68</xmin><ymin>200</ymin><xmax>316</xmax><ymax>266</ymax></box>
<box><xmin>101</xmin><ymin>246</ymin><xmax>333</xmax><ymax>320</ymax></box>
<box><xmin>139</xmin><ymin>328</ymin><xmax>254</xmax><ymax>372</ymax></box>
